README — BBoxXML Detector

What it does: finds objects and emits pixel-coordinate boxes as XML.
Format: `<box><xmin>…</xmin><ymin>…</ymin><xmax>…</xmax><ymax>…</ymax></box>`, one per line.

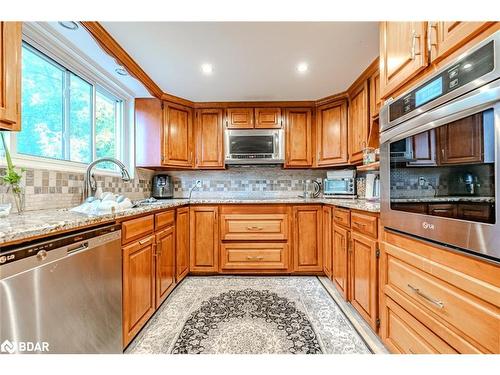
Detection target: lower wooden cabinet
<box><xmin>175</xmin><ymin>207</ymin><xmax>190</xmax><ymax>282</ymax></box>
<box><xmin>349</xmin><ymin>231</ymin><xmax>378</xmax><ymax>330</ymax></box>
<box><xmin>220</xmin><ymin>242</ymin><xmax>289</xmax><ymax>271</ymax></box>
<box><xmin>380</xmin><ymin>231</ymin><xmax>500</xmax><ymax>353</ymax></box>
<box><xmin>293</xmin><ymin>206</ymin><xmax>323</xmax><ymax>272</ymax></box>
<box><xmin>190</xmin><ymin>206</ymin><xmax>219</xmax><ymax>272</ymax></box>
<box><xmin>322</xmin><ymin>206</ymin><xmax>333</xmax><ymax>278</ymax></box>
<box><xmin>332</xmin><ymin>224</ymin><xmax>350</xmax><ymax>299</ymax></box>
<box><xmin>155</xmin><ymin>225</ymin><xmax>176</xmax><ymax>308</ymax></box>
<box><xmin>122</xmin><ymin>235</ymin><xmax>156</xmax><ymax>347</ymax></box>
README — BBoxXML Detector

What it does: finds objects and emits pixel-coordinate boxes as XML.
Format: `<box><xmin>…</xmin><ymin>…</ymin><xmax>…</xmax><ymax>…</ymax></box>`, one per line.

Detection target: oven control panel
<box><xmin>388</xmin><ymin>40</ymin><xmax>495</xmax><ymax>122</ymax></box>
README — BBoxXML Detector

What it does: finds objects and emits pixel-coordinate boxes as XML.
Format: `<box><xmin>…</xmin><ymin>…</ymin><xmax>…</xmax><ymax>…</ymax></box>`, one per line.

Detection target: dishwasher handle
<box><xmin>67</xmin><ymin>242</ymin><xmax>89</xmax><ymax>255</ymax></box>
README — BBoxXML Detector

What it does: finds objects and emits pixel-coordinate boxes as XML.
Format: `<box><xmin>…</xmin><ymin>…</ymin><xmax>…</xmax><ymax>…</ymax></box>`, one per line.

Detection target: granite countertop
<box><xmin>0</xmin><ymin>197</ymin><xmax>379</xmax><ymax>247</ymax></box>
<box><xmin>391</xmin><ymin>196</ymin><xmax>495</xmax><ymax>203</ymax></box>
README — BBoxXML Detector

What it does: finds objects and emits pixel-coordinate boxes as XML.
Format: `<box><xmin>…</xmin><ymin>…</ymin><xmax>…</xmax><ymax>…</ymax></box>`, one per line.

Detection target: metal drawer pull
<box><xmin>335</xmin><ymin>216</ymin><xmax>344</xmax><ymax>221</ymax></box>
<box><xmin>407</xmin><ymin>284</ymin><xmax>445</xmax><ymax>309</ymax></box>
<box><xmin>246</xmin><ymin>226</ymin><xmax>263</xmax><ymax>231</ymax></box>
<box><xmin>246</xmin><ymin>256</ymin><xmax>264</xmax><ymax>261</ymax></box>
<box><xmin>354</xmin><ymin>222</ymin><xmax>366</xmax><ymax>227</ymax></box>
<box><xmin>139</xmin><ymin>238</ymin><xmax>151</xmax><ymax>245</ymax></box>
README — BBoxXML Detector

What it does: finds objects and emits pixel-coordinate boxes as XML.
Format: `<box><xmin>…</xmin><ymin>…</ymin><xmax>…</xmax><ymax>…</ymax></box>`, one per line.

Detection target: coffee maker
<box><xmin>152</xmin><ymin>174</ymin><xmax>173</xmax><ymax>199</ymax></box>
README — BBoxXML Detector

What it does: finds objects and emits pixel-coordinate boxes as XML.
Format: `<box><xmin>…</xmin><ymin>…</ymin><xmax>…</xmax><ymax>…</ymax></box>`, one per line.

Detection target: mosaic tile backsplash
<box><xmin>0</xmin><ymin>167</ymin><xmax>154</xmax><ymax>212</ymax></box>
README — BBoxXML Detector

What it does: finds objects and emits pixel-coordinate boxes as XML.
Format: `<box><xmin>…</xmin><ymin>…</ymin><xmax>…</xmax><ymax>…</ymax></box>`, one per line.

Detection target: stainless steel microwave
<box><xmin>224</xmin><ymin>129</ymin><xmax>284</xmax><ymax>164</ymax></box>
<box><xmin>380</xmin><ymin>31</ymin><xmax>500</xmax><ymax>262</ymax></box>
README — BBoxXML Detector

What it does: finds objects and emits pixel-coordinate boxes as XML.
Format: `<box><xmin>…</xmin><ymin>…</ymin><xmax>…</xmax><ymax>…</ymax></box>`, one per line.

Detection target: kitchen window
<box><xmin>11</xmin><ymin>43</ymin><xmax>125</xmax><ymax>172</ymax></box>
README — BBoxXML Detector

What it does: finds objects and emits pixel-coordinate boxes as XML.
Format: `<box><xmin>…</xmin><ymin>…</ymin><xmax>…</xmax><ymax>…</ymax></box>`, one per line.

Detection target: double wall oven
<box><xmin>380</xmin><ymin>31</ymin><xmax>500</xmax><ymax>262</ymax></box>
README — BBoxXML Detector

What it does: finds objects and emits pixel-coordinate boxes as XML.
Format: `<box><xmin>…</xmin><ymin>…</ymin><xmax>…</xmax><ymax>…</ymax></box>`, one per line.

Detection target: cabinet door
<box><xmin>379</xmin><ymin>22</ymin><xmax>427</xmax><ymax>98</ymax></box>
<box><xmin>369</xmin><ymin>71</ymin><xmax>381</xmax><ymax>119</ymax></box>
<box><xmin>293</xmin><ymin>206</ymin><xmax>322</xmax><ymax>272</ymax></box>
<box><xmin>0</xmin><ymin>22</ymin><xmax>22</xmax><ymax>131</ymax></box>
<box><xmin>190</xmin><ymin>206</ymin><xmax>219</xmax><ymax>272</ymax></box>
<box><xmin>163</xmin><ymin>102</ymin><xmax>193</xmax><ymax>167</ymax></box>
<box><xmin>322</xmin><ymin>206</ymin><xmax>333</xmax><ymax>278</ymax></box>
<box><xmin>155</xmin><ymin>226</ymin><xmax>176</xmax><ymax>308</ymax></box>
<box><xmin>122</xmin><ymin>235</ymin><xmax>155</xmax><ymax>347</ymax></box>
<box><xmin>349</xmin><ymin>82</ymin><xmax>369</xmax><ymax>164</ymax></box>
<box><xmin>195</xmin><ymin>108</ymin><xmax>224</xmax><ymax>168</ymax></box>
<box><xmin>350</xmin><ymin>232</ymin><xmax>378</xmax><ymax>330</ymax></box>
<box><xmin>316</xmin><ymin>101</ymin><xmax>348</xmax><ymax>166</ymax></box>
<box><xmin>431</xmin><ymin>22</ymin><xmax>490</xmax><ymax>62</ymax></box>
<box><xmin>226</xmin><ymin>108</ymin><xmax>254</xmax><ymax>129</ymax></box>
<box><xmin>408</xmin><ymin>129</ymin><xmax>437</xmax><ymax>166</ymax></box>
<box><xmin>135</xmin><ymin>98</ymin><xmax>163</xmax><ymax>167</ymax></box>
<box><xmin>284</xmin><ymin>108</ymin><xmax>313</xmax><ymax>168</ymax></box>
<box><xmin>255</xmin><ymin>107</ymin><xmax>282</xmax><ymax>128</ymax></box>
<box><xmin>332</xmin><ymin>225</ymin><xmax>349</xmax><ymax>299</ymax></box>
<box><xmin>176</xmin><ymin>207</ymin><xmax>190</xmax><ymax>282</ymax></box>
<box><xmin>437</xmin><ymin>113</ymin><xmax>483</xmax><ymax>165</ymax></box>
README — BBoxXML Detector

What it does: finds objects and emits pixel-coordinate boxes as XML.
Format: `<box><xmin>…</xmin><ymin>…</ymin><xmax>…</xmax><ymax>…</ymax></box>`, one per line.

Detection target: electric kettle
<box><xmin>300</xmin><ymin>179</ymin><xmax>321</xmax><ymax>198</ymax></box>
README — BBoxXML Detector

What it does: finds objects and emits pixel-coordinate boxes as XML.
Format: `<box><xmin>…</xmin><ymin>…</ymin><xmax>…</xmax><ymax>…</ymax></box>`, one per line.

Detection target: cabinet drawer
<box><xmin>351</xmin><ymin>211</ymin><xmax>378</xmax><ymax>238</ymax></box>
<box><xmin>220</xmin><ymin>243</ymin><xmax>289</xmax><ymax>270</ymax></box>
<box><xmin>382</xmin><ymin>297</ymin><xmax>457</xmax><ymax>354</ymax></box>
<box><xmin>155</xmin><ymin>210</ymin><xmax>175</xmax><ymax>230</ymax></box>
<box><xmin>333</xmin><ymin>207</ymin><xmax>350</xmax><ymax>228</ymax></box>
<box><xmin>385</xmin><ymin>250</ymin><xmax>499</xmax><ymax>353</ymax></box>
<box><xmin>122</xmin><ymin>215</ymin><xmax>154</xmax><ymax>244</ymax></box>
<box><xmin>221</xmin><ymin>213</ymin><xmax>288</xmax><ymax>240</ymax></box>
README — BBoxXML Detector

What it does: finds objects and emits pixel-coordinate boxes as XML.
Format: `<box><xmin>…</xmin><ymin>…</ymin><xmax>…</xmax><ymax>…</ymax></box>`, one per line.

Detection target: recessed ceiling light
<box><xmin>115</xmin><ymin>67</ymin><xmax>129</xmax><ymax>76</ymax></box>
<box><xmin>58</xmin><ymin>21</ymin><xmax>79</xmax><ymax>31</ymax></box>
<box><xmin>201</xmin><ymin>63</ymin><xmax>213</xmax><ymax>75</ymax></box>
<box><xmin>297</xmin><ymin>62</ymin><xmax>309</xmax><ymax>74</ymax></box>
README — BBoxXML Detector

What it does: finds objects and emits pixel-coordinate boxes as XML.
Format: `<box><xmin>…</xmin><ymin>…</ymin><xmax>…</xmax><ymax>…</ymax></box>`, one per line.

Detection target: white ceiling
<box><xmin>101</xmin><ymin>22</ymin><xmax>379</xmax><ymax>101</ymax></box>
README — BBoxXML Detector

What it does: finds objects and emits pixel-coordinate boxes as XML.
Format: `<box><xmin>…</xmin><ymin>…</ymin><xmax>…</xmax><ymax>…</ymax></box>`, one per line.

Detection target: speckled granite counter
<box><xmin>0</xmin><ymin>197</ymin><xmax>379</xmax><ymax>247</ymax></box>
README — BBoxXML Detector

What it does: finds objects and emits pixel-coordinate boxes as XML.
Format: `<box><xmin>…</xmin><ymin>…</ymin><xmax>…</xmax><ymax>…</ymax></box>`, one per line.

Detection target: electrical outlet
<box><xmin>419</xmin><ymin>177</ymin><xmax>426</xmax><ymax>186</ymax></box>
<box><xmin>195</xmin><ymin>180</ymin><xmax>202</xmax><ymax>188</ymax></box>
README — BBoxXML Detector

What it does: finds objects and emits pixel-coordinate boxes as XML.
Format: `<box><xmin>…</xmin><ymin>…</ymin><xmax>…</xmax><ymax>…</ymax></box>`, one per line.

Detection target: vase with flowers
<box><xmin>1</xmin><ymin>132</ymin><xmax>25</xmax><ymax>214</ymax></box>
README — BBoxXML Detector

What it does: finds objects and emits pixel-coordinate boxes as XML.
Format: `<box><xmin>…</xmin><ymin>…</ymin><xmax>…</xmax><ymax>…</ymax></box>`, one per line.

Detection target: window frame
<box><xmin>5</xmin><ymin>23</ymin><xmax>135</xmax><ymax>178</ymax></box>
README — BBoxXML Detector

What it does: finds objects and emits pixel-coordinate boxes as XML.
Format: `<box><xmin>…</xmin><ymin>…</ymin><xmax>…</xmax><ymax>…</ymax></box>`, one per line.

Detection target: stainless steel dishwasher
<box><xmin>0</xmin><ymin>224</ymin><xmax>122</xmax><ymax>354</ymax></box>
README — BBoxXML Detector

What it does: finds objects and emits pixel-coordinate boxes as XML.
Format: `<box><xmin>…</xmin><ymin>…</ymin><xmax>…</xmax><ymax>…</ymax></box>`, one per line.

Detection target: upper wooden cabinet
<box><xmin>316</xmin><ymin>100</ymin><xmax>348</xmax><ymax>166</ymax></box>
<box><xmin>348</xmin><ymin>81</ymin><xmax>369</xmax><ymax>164</ymax></box>
<box><xmin>163</xmin><ymin>102</ymin><xmax>194</xmax><ymax>168</ymax></box>
<box><xmin>284</xmin><ymin>108</ymin><xmax>313</xmax><ymax>168</ymax></box>
<box><xmin>226</xmin><ymin>108</ymin><xmax>254</xmax><ymax>129</ymax></box>
<box><xmin>293</xmin><ymin>205</ymin><xmax>322</xmax><ymax>272</ymax></box>
<box><xmin>0</xmin><ymin>22</ymin><xmax>22</xmax><ymax>131</ymax></box>
<box><xmin>369</xmin><ymin>71</ymin><xmax>381</xmax><ymax>119</ymax></box>
<box><xmin>195</xmin><ymin>108</ymin><xmax>224</xmax><ymax>169</ymax></box>
<box><xmin>255</xmin><ymin>107</ymin><xmax>282</xmax><ymax>128</ymax></box>
<box><xmin>190</xmin><ymin>206</ymin><xmax>219</xmax><ymax>273</ymax></box>
<box><xmin>135</xmin><ymin>98</ymin><xmax>163</xmax><ymax>167</ymax></box>
<box><xmin>379</xmin><ymin>22</ymin><xmax>427</xmax><ymax>98</ymax></box>
<box><xmin>430</xmin><ymin>22</ymin><xmax>491</xmax><ymax>63</ymax></box>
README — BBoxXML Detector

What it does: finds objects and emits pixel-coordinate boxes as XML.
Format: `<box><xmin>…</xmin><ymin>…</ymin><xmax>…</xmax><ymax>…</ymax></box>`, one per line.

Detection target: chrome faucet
<box><xmin>83</xmin><ymin>157</ymin><xmax>131</xmax><ymax>201</ymax></box>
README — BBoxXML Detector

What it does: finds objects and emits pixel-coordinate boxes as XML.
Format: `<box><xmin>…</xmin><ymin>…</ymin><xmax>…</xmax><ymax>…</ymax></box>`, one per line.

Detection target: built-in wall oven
<box><xmin>380</xmin><ymin>31</ymin><xmax>500</xmax><ymax>262</ymax></box>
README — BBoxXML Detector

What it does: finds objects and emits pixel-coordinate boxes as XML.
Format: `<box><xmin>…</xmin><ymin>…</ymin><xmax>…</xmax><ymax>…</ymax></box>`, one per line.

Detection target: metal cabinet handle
<box><xmin>410</xmin><ymin>30</ymin><xmax>421</xmax><ymax>60</ymax></box>
<box><xmin>354</xmin><ymin>222</ymin><xmax>366</xmax><ymax>227</ymax></box>
<box><xmin>139</xmin><ymin>238</ymin><xmax>150</xmax><ymax>245</ymax></box>
<box><xmin>246</xmin><ymin>256</ymin><xmax>264</xmax><ymax>261</ymax></box>
<box><xmin>407</xmin><ymin>284</ymin><xmax>444</xmax><ymax>309</ymax></box>
<box><xmin>246</xmin><ymin>226</ymin><xmax>263</xmax><ymax>231</ymax></box>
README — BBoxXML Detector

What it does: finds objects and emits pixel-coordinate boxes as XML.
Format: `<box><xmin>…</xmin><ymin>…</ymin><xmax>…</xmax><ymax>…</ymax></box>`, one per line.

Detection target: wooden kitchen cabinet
<box><xmin>190</xmin><ymin>206</ymin><xmax>219</xmax><ymax>272</ymax></box>
<box><xmin>316</xmin><ymin>101</ymin><xmax>348</xmax><ymax>166</ymax></box>
<box><xmin>322</xmin><ymin>206</ymin><xmax>333</xmax><ymax>279</ymax></box>
<box><xmin>349</xmin><ymin>231</ymin><xmax>378</xmax><ymax>330</ymax></box>
<box><xmin>430</xmin><ymin>22</ymin><xmax>492</xmax><ymax>63</ymax></box>
<box><xmin>284</xmin><ymin>108</ymin><xmax>313</xmax><ymax>168</ymax></box>
<box><xmin>175</xmin><ymin>207</ymin><xmax>190</xmax><ymax>282</ymax></box>
<box><xmin>122</xmin><ymin>235</ymin><xmax>156</xmax><ymax>347</ymax></box>
<box><xmin>0</xmin><ymin>22</ymin><xmax>22</xmax><ymax>131</ymax></box>
<box><xmin>369</xmin><ymin>71</ymin><xmax>381</xmax><ymax>119</ymax></box>
<box><xmin>255</xmin><ymin>107</ymin><xmax>282</xmax><ymax>128</ymax></box>
<box><xmin>348</xmin><ymin>81</ymin><xmax>369</xmax><ymax>164</ymax></box>
<box><xmin>155</xmin><ymin>225</ymin><xmax>176</xmax><ymax>308</ymax></box>
<box><xmin>226</xmin><ymin>108</ymin><xmax>254</xmax><ymax>129</ymax></box>
<box><xmin>408</xmin><ymin>130</ymin><xmax>437</xmax><ymax>166</ymax></box>
<box><xmin>195</xmin><ymin>108</ymin><xmax>224</xmax><ymax>169</ymax></box>
<box><xmin>163</xmin><ymin>102</ymin><xmax>194</xmax><ymax>167</ymax></box>
<box><xmin>293</xmin><ymin>206</ymin><xmax>322</xmax><ymax>272</ymax></box>
<box><xmin>379</xmin><ymin>22</ymin><xmax>427</xmax><ymax>98</ymax></box>
<box><xmin>332</xmin><ymin>224</ymin><xmax>349</xmax><ymax>299</ymax></box>
<box><xmin>437</xmin><ymin>113</ymin><xmax>483</xmax><ymax>165</ymax></box>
